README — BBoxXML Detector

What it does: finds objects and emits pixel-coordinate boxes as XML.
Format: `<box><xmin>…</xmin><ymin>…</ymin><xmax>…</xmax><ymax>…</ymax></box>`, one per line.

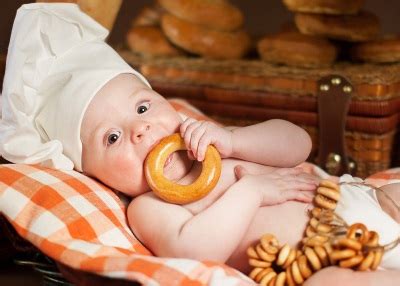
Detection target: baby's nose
<box><xmin>131</xmin><ymin>122</ymin><xmax>151</xmax><ymax>144</ymax></box>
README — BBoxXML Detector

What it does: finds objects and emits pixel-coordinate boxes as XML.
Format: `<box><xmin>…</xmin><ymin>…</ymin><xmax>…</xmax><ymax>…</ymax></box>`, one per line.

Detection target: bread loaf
<box><xmin>161</xmin><ymin>13</ymin><xmax>251</xmax><ymax>59</ymax></box>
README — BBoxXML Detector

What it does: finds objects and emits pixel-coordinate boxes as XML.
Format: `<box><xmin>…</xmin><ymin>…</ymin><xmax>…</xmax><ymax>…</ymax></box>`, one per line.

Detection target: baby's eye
<box><xmin>137</xmin><ymin>102</ymin><xmax>150</xmax><ymax>114</ymax></box>
<box><xmin>106</xmin><ymin>131</ymin><xmax>121</xmax><ymax>146</ymax></box>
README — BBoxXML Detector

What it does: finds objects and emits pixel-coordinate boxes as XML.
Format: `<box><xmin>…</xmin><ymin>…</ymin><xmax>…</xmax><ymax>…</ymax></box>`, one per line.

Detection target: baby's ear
<box><xmin>234</xmin><ymin>165</ymin><xmax>249</xmax><ymax>179</ymax></box>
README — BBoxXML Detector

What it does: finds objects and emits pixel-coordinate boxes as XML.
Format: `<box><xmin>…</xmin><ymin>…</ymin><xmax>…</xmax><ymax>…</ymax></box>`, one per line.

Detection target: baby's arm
<box><xmin>230</xmin><ymin>119</ymin><xmax>312</xmax><ymax>167</ymax></box>
<box><xmin>127</xmin><ymin>179</ymin><xmax>262</xmax><ymax>262</ymax></box>
<box><xmin>180</xmin><ymin>118</ymin><xmax>312</xmax><ymax>167</ymax></box>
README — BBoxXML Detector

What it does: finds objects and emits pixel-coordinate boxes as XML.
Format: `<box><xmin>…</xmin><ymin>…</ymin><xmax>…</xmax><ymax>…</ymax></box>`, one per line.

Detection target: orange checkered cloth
<box><xmin>0</xmin><ymin>163</ymin><xmax>254</xmax><ymax>285</ymax></box>
<box><xmin>365</xmin><ymin>168</ymin><xmax>400</xmax><ymax>187</ymax></box>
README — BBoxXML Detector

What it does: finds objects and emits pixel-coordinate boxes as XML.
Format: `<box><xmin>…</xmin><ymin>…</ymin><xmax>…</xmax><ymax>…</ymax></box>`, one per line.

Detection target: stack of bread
<box><xmin>126</xmin><ymin>0</ymin><xmax>251</xmax><ymax>59</ymax></box>
<box><xmin>126</xmin><ymin>3</ymin><xmax>185</xmax><ymax>58</ymax></box>
<box><xmin>258</xmin><ymin>0</ymin><xmax>400</xmax><ymax>68</ymax></box>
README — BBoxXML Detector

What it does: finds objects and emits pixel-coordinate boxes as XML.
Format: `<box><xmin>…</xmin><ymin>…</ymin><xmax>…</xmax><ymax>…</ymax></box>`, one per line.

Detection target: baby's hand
<box><xmin>235</xmin><ymin>165</ymin><xmax>318</xmax><ymax>205</ymax></box>
<box><xmin>180</xmin><ymin>118</ymin><xmax>233</xmax><ymax>161</ymax></box>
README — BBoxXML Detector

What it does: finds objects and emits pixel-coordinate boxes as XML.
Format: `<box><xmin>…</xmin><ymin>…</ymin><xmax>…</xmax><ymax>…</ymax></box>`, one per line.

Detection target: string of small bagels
<box><xmin>246</xmin><ymin>180</ymin><xmax>400</xmax><ymax>286</ymax></box>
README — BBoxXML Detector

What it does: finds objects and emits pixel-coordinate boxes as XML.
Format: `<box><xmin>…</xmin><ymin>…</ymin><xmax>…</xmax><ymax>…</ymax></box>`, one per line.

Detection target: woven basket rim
<box><xmin>119</xmin><ymin>50</ymin><xmax>400</xmax><ymax>101</ymax></box>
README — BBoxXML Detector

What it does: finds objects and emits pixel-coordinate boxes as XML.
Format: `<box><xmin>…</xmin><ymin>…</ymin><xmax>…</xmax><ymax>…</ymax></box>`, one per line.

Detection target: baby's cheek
<box><xmin>161</xmin><ymin>108</ymin><xmax>183</xmax><ymax>130</ymax></box>
<box><xmin>114</xmin><ymin>153</ymin><xmax>143</xmax><ymax>178</ymax></box>
<box><xmin>166</xmin><ymin>118</ymin><xmax>182</xmax><ymax>134</ymax></box>
<box><xmin>106</xmin><ymin>154</ymin><xmax>145</xmax><ymax>191</ymax></box>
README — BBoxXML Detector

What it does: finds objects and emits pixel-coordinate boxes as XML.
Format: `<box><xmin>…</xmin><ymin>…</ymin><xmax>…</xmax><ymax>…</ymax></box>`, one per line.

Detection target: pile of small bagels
<box><xmin>126</xmin><ymin>0</ymin><xmax>251</xmax><ymax>59</ymax></box>
<box><xmin>258</xmin><ymin>0</ymin><xmax>400</xmax><ymax>68</ymax></box>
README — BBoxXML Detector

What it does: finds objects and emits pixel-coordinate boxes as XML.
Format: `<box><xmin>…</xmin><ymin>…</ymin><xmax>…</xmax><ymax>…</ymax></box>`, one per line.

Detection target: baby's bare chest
<box><xmin>183</xmin><ymin>159</ymin><xmax>277</xmax><ymax>214</ymax></box>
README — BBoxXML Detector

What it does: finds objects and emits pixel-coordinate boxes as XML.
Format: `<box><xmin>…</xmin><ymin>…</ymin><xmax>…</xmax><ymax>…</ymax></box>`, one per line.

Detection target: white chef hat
<box><xmin>0</xmin><ymin>3</ymin><xmax>149</xmax><ymax>171</ymax></box>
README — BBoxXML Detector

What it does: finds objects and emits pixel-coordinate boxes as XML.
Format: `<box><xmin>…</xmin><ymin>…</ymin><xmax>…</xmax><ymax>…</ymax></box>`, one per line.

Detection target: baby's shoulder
<box><xmin>126</xmin><ymin>192</ymin><xmax>194</xmax><ymax>252</ymax></box>
<box><xmin>128</xmin><ymin>192</ymin><xmax>169</xmax><ymax>211</ymax></box>
<box><xmin>128</xmin><ymin>192</ymin><xmax>191</xmax><ymax>216</ymax></box>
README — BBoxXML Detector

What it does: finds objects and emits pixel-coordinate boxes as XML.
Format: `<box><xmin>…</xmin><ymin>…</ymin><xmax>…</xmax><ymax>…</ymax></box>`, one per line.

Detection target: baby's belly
<box><xmin>227</xmin><ymin>201</ymin><xmax>310</xmax><ymax>273</ymax></box>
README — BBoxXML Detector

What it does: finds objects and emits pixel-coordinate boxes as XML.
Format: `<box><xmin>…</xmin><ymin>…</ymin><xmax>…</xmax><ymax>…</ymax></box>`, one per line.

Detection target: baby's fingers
<box><xmin>276</xmin><ymin>167</ymin><xmax>303</xmax><ymax>176</ymax></box>
<box><xmin>182</xmin><ymin>120</ymin><xmax>202</xmax><ymax>152</ymax></box>
<box><xmin>190</xmin><ymin>125</ymin><xmax>208</xmax><ymax>160</ymax></box>
<box><xmin>180</xmin><ymin>117</ymin><xmax>196</xmax><ymax>135</ymax></box>
<box><xmin>196</xmin><ymin>131</ymin><xmax>212</xmax><ymax>161</ymax></box>
<box><xmin>292</xmin><ymin>175</ymin><xmax>319</xmax><ymax>188</ymax></box>
<box><xmin>297</xmin><ymin>173</ymin><xmax>321</xmax><ymax>185</ymax></box>
<box><xmin>181</xmin><ymin>118</ymin><xmax>199</xmax><ymax>146</ymax></box>
<box><xmin>295</xmin><ymin>191</ymin><xmax>314</xmax><ymax>203</ymax></box>
<box><xmin>286</xmin><ymin>179</ymin><xmax>317</xmax><ymax>192</ymax></box>
<box><xmin>283</xmin><ymin>190</ymin><xmax>314</xmax><ymax>203</ymax></box>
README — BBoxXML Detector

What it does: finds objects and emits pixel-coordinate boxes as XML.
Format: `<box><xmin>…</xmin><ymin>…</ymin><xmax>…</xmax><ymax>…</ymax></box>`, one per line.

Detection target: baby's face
<box><xmin>80</xmin><ymin>73</ymin><xmax>183</xmax><ymax>197</ymax></box>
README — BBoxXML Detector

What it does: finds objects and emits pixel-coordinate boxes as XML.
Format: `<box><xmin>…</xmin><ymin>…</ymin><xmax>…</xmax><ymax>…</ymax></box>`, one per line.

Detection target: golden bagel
<box><xmin>144</xmin><ymin>133</ymin><xmax>221</xmax><ymax>204</ymax></box>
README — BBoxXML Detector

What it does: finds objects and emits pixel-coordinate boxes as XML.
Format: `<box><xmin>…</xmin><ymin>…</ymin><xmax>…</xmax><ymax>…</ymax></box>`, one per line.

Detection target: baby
<box><xmin>2</xmin><ymin>3</ymin><xmax>400</xmax><ymax>285</ymax></box>
<box><xmin>80</xmin><ymin>73</ymin><xmax>318</xmax><ymax>272</ymax></box>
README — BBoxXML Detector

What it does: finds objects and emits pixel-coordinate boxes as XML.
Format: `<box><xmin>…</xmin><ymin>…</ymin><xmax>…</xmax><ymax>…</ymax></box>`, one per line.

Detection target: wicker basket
<box><xmin>119</xmin><ymin>50</ymin><xmax>400</xmax><ymax>178</ymax></box>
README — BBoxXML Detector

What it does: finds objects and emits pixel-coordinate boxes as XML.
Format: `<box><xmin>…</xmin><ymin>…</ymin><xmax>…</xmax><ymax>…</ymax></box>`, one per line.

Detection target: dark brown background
<box><xmin>1</xmin><ymin>0</ymin><xmax>399</xmax><ymax>53</ymax></box>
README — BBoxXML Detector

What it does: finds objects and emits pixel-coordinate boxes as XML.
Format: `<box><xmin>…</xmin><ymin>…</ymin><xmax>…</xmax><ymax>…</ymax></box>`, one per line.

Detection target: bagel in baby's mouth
<box><xmin>144</xmin><ymin>133</ymin><xmax>221</xmax><ymax>204</ymax></box>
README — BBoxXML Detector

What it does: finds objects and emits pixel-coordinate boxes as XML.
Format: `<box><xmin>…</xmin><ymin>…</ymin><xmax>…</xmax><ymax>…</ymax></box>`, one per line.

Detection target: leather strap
<box><xmin>317</xmin><ymin>75</ymin><xmax>356</xmax><ymax>176</ymax></box>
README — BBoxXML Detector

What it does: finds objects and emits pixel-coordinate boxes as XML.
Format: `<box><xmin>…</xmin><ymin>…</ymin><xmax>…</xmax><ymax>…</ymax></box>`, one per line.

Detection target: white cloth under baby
<box><xmin>336</xmin><ymin>174</ymin><xmax>400</xmax><ymax>270</ymax></box>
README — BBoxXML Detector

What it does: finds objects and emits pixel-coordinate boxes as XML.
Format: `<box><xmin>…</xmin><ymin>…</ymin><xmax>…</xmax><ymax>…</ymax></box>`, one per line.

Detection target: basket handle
<box><xmin>317</xmin><ymin>74</ymin><xmax>356</xmax><ymax>176</ymax></box>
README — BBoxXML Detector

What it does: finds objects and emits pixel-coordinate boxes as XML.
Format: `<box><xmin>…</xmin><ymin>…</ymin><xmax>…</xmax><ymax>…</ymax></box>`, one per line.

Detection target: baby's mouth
<box><xmin>163</xmin><ymin>153</ymin><xmax>176</xmax><ymax>180</ymax></box>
